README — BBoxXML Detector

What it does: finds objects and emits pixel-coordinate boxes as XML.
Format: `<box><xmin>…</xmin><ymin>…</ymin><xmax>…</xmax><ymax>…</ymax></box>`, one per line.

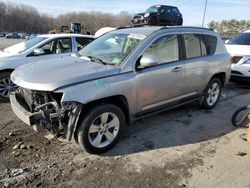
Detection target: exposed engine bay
<box><xmin>16</xmin><ymin>87</ymin><xmax>82</xmax><ymax>141</ymax></box>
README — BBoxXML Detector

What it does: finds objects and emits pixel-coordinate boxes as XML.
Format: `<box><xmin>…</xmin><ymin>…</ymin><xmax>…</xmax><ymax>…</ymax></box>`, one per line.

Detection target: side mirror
<box><xmin>33</xmin><ymin>48</ymin><xmax>45</xmax><ymax>56</ymax></box>
<box><xmin>224</xmin><ymin>39</ymin><xmax>230</xmax><ymax>44</ymax></box>
<box><xmin>140</xmin><ymin>54</ymin><xmax>159</xmax><ymax>68</ymax></box>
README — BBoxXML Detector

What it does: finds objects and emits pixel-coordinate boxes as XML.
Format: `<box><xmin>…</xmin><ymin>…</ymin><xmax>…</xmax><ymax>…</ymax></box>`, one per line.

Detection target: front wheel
<box><xmin>76</xmin><ymin>104</ymin><xmax>125</xmax><ymax>154</ymax></box>
<box><xmin>0</xmin><ymin>72</ymin><xmax>18</xmax><ymax>100</ymax></box>
<box><xmin>201</xmin><ymin>78</ymin><xmax>222</xmax><ymax>109</ymax></box>
<box><xmin>232</xmin><ymin>106</ymin><xmax>250</xmax><ymax>127</ymax></box>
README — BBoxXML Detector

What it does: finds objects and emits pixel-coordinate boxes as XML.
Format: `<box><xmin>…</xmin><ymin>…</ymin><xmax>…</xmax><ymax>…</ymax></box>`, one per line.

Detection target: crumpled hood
<box><xmin>11</xmin><ymin>55</ymin><xmax>120</xmax><ymax>91</ymax></box>
<box><xmin>225</xmin><ymin>44</ymin><xmax>250</xmax><ymax>56</ymax></box>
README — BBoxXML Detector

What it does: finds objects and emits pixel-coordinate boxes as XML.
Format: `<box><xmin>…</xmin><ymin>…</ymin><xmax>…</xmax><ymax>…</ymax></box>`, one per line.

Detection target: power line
<box><xmin>202</xmin><ymin>0</ymin><xmax>208</xmax><ymax>27</ymax></box>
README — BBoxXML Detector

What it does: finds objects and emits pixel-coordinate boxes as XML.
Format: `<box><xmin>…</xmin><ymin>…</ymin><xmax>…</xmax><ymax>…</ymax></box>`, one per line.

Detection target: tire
<box><xmin>148</xmin><ymin>17</ymin><xmax>158</xmax><ymax>26</ymax></box>
<box><xmin>76</xmin><ymin>104</ymin><xmax>125</xmax><ymax>154</ymax></box>
<box><xmin>0</xmin><ymin>72</ymin><xmax>17</xmax><ymax>101</ymax></box>
<box><xmin>232</xmin><ymin>105</ymin><xmax>250</xmax><ymax>127</ymax></box>
<box><xmin>201</xmin><ymin>78</ymin><xmax>222</xmax><ymax>109</ymax></box>
<box><xmin>178</xmin><ymin>18</ymin><xmax>183</xmax><ymax>25</ymax></box>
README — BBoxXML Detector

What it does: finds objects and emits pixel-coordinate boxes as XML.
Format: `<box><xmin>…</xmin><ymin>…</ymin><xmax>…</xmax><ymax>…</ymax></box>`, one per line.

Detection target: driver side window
<box><xmin>40</xmin><ymin>38</ymin><xmax>72</xmax><ymax>55</ymax></box>
<box><xmin>144</xmin><ymin>34</ymin><xmax>179</xmax><ymax>64</ymax></box>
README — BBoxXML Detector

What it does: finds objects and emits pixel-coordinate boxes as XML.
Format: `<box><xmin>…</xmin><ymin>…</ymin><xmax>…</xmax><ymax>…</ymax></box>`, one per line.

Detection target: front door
<box><xmin>136</xmin><ymin>34</ymin><xmax>185</xmax><ymax>113</ymax></box>
<box><xmin>26</xmin><ymin>37</ymin><xmax>73</xmax><ymax>63</ymax></box>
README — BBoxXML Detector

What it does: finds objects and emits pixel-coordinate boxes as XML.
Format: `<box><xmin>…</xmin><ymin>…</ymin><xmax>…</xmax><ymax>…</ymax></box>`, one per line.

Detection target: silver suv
<box><xmin>10</xmin><ymin>26</ymin><xmax>231</xmax><ymax>154</ymax></box>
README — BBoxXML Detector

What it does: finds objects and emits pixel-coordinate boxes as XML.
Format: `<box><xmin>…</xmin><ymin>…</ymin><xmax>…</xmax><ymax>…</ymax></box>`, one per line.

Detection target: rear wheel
<box><xmin>0</xmin><ymin>72</ymin><xmax>17</xmax><ymax>100</ymax></box>
<box><xmin>148</xmin><ymin>17</ymin><xmax>158</xmax><ymax>26</ymax></box>
<box><xmin>201</xmin><ymin>78</ymin><xmax>222</xmax><ymax>109</ymax></box>
<box><xmin>177</xmin><ymin>18</ymin><xmax>183</xmax><ymax>25</ymax></box>
<box><xmin>76</xmin><ymin>104</ymin><xmax>125</xmax><ymax>154</ymax></box>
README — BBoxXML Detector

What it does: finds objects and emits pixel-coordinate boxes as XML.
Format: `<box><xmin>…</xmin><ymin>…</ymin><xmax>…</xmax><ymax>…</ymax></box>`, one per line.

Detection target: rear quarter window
<box><xmin>204</xmin><ymin>35</ymin><xmax>217</xmax><ymax>55</ymax></box>
<box><xmin>183</xmin><ymin>33</ymin><xmax>217</xmax><ymax>59</ymax></box>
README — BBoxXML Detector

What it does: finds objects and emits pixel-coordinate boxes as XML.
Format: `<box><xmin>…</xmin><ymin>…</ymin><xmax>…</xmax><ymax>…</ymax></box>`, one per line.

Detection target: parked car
<box><xmin>0</xmin><ymin>32</ymin><xmax>6</xmax><ymax>37</ymax></box>
<box><xmin>5</xmin><ymin>33</ymin><xmax>21</xmax><ymax>39</ymax></box>
<box><xmin>131</xmin><ymin>5</ymin><xmax>183</xmax><ymax>26</ymax></box>
<box><xmin>0</xmin><ymin>34</ymin><xmax>95</xmax><ymax>99</ymax></box>
<box><xmin>221</xmin><ymin>37</ymin><xmax>232</xmax><ymax>43</ymax></box>
<box><xmin>230</xmin><ymin>55</ymin><xmax>250</xmax><ymax>82</ymax></box>
<box><xmin>10</xmin><ymin>26</ymin><xmax>230</xmax><ymax>154</ymax></box>
<box><xmin>225</xmin><ymin>30</ymin><xmax>250</xmax><ymax>82</ymax></box>
<box><xmin>26</xmin><ymin>33</ymin><xmax>38</xmax><ymax>40</ymax></box>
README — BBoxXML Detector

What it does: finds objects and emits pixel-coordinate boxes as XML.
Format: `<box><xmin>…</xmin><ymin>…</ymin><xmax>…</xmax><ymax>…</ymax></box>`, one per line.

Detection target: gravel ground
<box><xmin>1</xmin><ymin>39</ymin><xmax>250</xmax><ymax>188</ymax></box>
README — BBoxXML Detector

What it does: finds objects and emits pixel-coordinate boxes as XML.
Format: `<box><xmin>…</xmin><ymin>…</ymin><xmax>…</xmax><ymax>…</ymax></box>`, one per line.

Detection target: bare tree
<box><xmin>0</xmin><ymin>1</ymin><xmax>132</xmax><ymax>34</ymax></box>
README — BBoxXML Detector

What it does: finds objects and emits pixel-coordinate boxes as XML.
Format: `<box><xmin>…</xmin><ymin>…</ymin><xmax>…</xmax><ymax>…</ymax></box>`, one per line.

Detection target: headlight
<box><xmin>144</xmin><ymin>13</ymin><xmax>150</xmax><ymax>17</ymax></box>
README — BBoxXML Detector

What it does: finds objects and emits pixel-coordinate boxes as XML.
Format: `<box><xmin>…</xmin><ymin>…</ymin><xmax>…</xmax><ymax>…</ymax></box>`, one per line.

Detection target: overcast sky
<box><xmin>2</xmin><ymin>0</ymin><xmax>250</xmax><ymax>26</ymax></box>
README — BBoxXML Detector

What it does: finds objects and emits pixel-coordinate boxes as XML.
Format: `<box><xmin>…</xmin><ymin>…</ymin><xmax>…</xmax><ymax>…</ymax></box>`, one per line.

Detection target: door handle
<box><xmin>172</xmin><ymin>66</ymin><xmax>183</xmax><ymax>72</ymax></box>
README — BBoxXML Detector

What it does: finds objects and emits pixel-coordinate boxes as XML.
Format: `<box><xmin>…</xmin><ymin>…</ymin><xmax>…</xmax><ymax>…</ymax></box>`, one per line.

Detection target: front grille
<box><xmin>231</xmin><ymin>70</ymin><xmax>243</xmax><ymax>75</ymax></box>
<box><xmin>133</xmin><ymin>15</ymin><xmax>143</xmax><ymax>19</ymax></box>
<box><xmin>231</xmin><ymin>56</ymin><xmax>243</xmax><ymax>64</ymax></box>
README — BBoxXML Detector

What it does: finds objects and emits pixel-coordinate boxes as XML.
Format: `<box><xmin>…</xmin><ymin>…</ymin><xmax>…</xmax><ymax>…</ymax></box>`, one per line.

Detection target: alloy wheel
<box><xmin>0</xmin><ymin>77</ymin><xmax>17</xmax><ymax>98</ymax></box>
<box><xmin>206</xmin><ymin>82</ymin><xmax>220</xmax><ymax>106</ymax></box>
<box><xmin>88</xmin><ymin>112</ymin><xmax>120</xmax><ymax>148</ymax></box>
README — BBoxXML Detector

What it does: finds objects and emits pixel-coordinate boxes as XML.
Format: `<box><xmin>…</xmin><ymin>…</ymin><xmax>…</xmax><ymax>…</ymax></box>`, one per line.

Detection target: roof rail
<box><xmin>115</xmin><ymin>25</ymin><xmax>214</xmax><ymax>32</ymax></box>
<box><xmin>116</xmin><ymin>24</ymin><xmax>156</xmax><ymax>30</ymax></box>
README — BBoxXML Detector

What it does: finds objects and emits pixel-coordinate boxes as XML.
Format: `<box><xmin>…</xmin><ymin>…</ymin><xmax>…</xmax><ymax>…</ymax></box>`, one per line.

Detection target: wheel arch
<box><xmin>80</xmin><ymin>95</ymin><xmax>130</xmax><ymax>124</ymax></box>
<box><xmin>209</xmin><ymin>72</ymin><xmax>226</xmax><ymax>87</ymax></box>
<box><xmin>0</xmin><ymin>69</ymin><xmax>14</xmax><ymax>75</ymax></box>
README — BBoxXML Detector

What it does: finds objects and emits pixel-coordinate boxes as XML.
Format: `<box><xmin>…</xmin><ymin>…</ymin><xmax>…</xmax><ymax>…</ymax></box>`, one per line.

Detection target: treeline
<box><xmin>0</xmin><ymin>2</ymin><xmax>54</xmax><ymax>33</ymax></box>
<box><xmin>56</xmin><ymin>11</ymin><xmax>131</xmax><ymax>34</ymax></box>
<box><xmin>0</xmin><ymin>1</ymin><xmax>131</xmax><ymax>34</ymax></box>
<box><xmin>208</xmin><ymin>19</ymin><xmax>250</xmax><ymax>37</ymax></box>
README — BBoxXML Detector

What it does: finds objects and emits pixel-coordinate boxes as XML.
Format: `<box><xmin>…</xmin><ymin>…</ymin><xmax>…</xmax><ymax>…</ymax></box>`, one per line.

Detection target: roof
<box><xmin>112</xmin><ymin>26</ymin><xmax>164</xmax><ymax>36</ymax></box>
<box><xmin>111</xmin><ymin>25</ymin><xmax>214</xmax><ymax>36</ymax></box>
<box><xmin>37</xmin><ymin>33</ymin><xmax>95</xmax><ymax>38</ymax></box>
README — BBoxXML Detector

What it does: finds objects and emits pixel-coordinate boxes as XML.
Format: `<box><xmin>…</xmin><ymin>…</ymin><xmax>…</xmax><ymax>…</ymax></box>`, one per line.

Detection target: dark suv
<box><xmin>132</xmin><ymin>5</ymin><xmax>183</xmax><ymax>26</ymax></box>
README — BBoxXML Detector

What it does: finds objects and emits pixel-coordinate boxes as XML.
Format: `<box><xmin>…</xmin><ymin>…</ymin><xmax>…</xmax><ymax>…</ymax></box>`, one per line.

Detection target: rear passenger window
<box><xmin>144</xmin><ymin>34</ymin><xmax>179</xmax><ymax>64</ymax></box>
<box><xmin>183</xmin><ymin>34</ymin><xmax>202</xmax><ymax>58</ymax></box>
<box><xmin>172</xmin><ymin>8</ymin><xmax>179</xmax><ymax>13</ymax></box>
<box><xmin>204</xmin><ymin>35</ymin><xmax>217</xmax><ymax>55</ymax></box>
<box><xmin>76</xmin><ymin>37</ymin><xmax>94</xmax><ymax>51</ymax></box>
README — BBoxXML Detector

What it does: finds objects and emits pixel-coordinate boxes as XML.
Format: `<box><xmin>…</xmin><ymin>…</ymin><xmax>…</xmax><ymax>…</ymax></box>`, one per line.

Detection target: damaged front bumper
<box><xmin>10</xmin><ymin>93</ymin><xmax>42</xmax><ymax>126</ymax></box>
<box><xmin>10</xmin><ymin>92</ymin><xmax>82</xmax><ymax>141</ymax></box>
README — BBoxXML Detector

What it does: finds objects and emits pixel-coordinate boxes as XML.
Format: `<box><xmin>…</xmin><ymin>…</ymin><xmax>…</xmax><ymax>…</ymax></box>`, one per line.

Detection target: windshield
<box><xmin>79</xmin><ymin>32</ymin><xmax>146</xmax><ymax>65</ymax></box>
<box><xmin>146</xmin><ymin>6</ymin><xmax>159</xmax><ymax>13</ymax></box>
<box><xmin>228</xmin><ymin>33</ymin><xmax>250</xmax><ymax>45</ymax></box>
<box><xmin>4</xmin><ymin>36</ymin><xmax>47</xmax><ymax>54</ymax></box>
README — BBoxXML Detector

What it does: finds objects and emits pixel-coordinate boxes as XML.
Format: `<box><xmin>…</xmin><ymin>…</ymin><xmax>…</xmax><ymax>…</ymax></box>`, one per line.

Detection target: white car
<box><xmin>225</xmin><ymin>30</ymin><xmax>250</xmax><ymax>82</ymax></box>
<box><xmin>0</xmin><ymin>34</ymin><xmax>94</xmax><ymax>99</ymax></box>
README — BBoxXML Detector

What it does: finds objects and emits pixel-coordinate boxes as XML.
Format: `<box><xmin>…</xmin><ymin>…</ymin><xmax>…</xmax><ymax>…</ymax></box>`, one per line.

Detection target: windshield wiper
<box><xmin>87</xmin><ymin>56</ymin><xmax>109</xmax><ymax>65</ymax></box>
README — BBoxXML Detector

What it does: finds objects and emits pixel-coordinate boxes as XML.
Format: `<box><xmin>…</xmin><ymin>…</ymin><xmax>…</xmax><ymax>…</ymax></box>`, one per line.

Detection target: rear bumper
<box><xmin>10</xmin><ymin>93</ymin><xmax>43</xmax><ymax>126</ymax></box>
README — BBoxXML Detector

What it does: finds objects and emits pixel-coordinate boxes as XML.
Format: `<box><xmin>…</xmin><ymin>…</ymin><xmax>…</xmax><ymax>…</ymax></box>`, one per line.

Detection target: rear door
<box><xmin>74</xmin><ymin>37</ymin><xmax>94</xmax><ymax>51</ymax></box>
<box><xmin>135</xmin><ymin>33</ymin><xmax>185</xmax><ymax>113</ymax></box>
<box><xmin>181</xmin><ymin>33</ymin><xmax>209</xmax><ymax>95</ymax></box>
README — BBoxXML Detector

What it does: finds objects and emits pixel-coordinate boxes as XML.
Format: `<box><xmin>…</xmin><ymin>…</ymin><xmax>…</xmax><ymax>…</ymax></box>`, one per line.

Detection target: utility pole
<box><xmin>202</xmin><ymin>0</ymin><xmax>208</xmax><ymax>27</ymax></box>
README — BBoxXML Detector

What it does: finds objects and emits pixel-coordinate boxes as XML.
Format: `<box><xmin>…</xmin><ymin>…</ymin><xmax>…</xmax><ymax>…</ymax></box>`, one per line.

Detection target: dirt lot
<box><xmin>1</xmin><ymin>40</ymin><xmax>250</xmax><ymax>188</ymax></box>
